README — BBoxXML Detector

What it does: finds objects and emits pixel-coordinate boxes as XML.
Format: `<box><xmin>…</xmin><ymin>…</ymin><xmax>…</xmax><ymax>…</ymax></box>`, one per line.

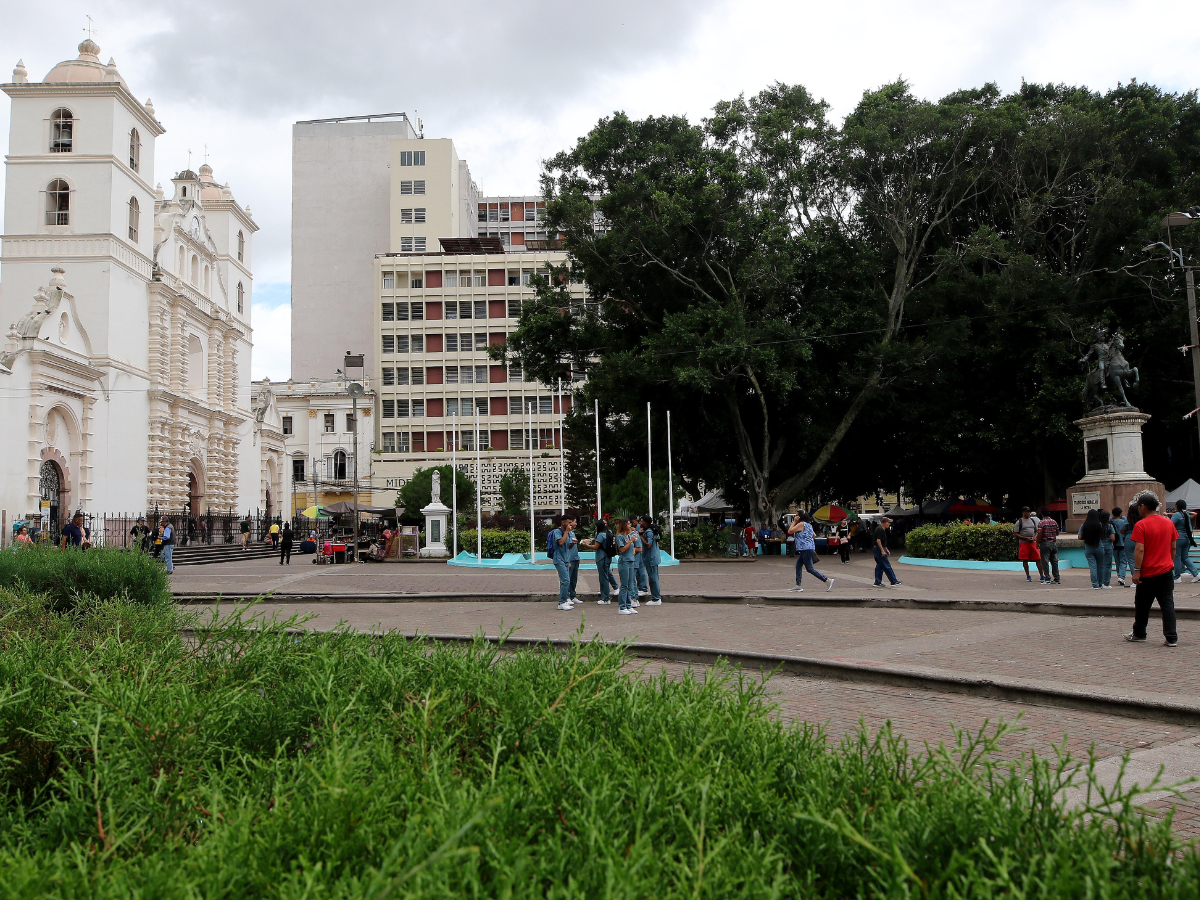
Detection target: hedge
<box><xmin>459</xmin><ymin>528</ymin><xmax>539</xmax><ymax>558</ymax></box>
<box><xmin>0</xmin><ymin>544</ymin><xmax>171</xmax><ymax>608</ymax></box>
<box><xmin>673</xmin><ymin>524</ymin><xmax>731</xmax><ymax>558</ymax></box>
<box><xmin>903</xmin><ymin>523</ymin><xmax>1019</xmax><ymax>561</ymax></box>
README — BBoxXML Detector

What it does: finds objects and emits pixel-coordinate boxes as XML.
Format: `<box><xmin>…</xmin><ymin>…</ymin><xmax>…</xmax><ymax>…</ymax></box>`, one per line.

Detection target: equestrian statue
<box><xmin>1080</xmin><ymin>325</ymin><xmax>1139</xmax><ymax>409</ymax></box>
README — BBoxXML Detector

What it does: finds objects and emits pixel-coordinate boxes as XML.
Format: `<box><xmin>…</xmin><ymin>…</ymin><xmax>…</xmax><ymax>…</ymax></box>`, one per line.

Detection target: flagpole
<box><xmin>528</xmin><ymin>401</ymin><xmax>535</xmax><ymax>562</ymax></box>
<box><xmin>451</xmin><ymin>412</ymin><xmax>457</xmax><ymax>559</ymax></box>
<box><xmin>667</xmin><ymin>409</ymin><xmax>675</xmax><ymax>559</ymax></box>
<box><xmin>594</xmin><ymin>399</ymin><xmax>602</xmax><ymax>521</ymax></box>
<box><xmin>646</xmin><ymin>402</ymin><xmax>653</xmax><ymax>522</ymax></box>
<box><xmin>557</xmin><ymin>377</ymin><xmax>565</xmax><ymax>516</ymax></box>
<box><xmin>475</xmin><ymin>405</ymin><xmax>482</xmax><ymax>561</ymax></box>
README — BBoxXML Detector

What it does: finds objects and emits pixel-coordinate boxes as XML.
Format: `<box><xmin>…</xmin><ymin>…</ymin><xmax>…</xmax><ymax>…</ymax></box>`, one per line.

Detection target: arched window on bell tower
<box><xmin>50</xmin><ymin>108</ymin><xmax>73</xmax><ymax>152</ymax></box>
<box><xmin>127</xmin><ymin>196</ymin><xmax>139</xmax><ymax>242</ymax></box>
<box><xmin>129</xmin><ymin>128</ymin><xmax>141</xmax><ymax>171</ymax></box>
<box><xmin>45</xmin><ymin>179</ymin><xmax>70</xmax><ymax>225</ymax></box>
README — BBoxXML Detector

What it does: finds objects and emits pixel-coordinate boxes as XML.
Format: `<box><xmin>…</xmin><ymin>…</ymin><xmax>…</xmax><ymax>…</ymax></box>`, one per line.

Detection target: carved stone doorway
<box><xmin>39</xmin><ymin>460</ymin><xmax>62</xmax><ymax>543</ymax></box>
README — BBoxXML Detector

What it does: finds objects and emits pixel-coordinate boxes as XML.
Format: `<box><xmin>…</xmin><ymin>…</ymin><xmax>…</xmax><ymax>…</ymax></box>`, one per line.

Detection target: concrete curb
<box><xmin>176</xmin><ymin>625</ymin><xmax>1200</xmax><ymax>726</ymax></box>
<box><xmin>172</xmin><ymin>591</ymin><xmax>1199</xmax><ymax>619</ymax></box>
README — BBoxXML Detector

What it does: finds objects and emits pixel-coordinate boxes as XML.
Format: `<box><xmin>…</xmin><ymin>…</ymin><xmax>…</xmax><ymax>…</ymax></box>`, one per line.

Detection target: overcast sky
<box><xmin>3</xmin><ymin>0</ymin><xmax>1199</xmax><ymax>379</ymax></box>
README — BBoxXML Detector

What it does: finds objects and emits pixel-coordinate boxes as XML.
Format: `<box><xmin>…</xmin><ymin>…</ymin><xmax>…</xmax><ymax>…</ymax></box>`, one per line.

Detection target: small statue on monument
<box><xmin>1080</xmin><ymin>325</ymin><xmax>1139</xmax><ymax>409</ymax></box>
<box><xmin>430</xmin><ymin>469</ymin><xmax>441</xmax><ymax>504</ymax></box>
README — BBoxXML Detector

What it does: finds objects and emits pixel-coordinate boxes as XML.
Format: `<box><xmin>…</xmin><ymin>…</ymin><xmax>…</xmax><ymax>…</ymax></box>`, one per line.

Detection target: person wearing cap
<box><xmin>129</xmin><ymin>516</ymin><xmax>152</xmax><ymax>553</ymax></box>
<box><xmin>1012</xmin><ymin>506</ymin><xmax>1041</xmax><ymax>583</ymax></box>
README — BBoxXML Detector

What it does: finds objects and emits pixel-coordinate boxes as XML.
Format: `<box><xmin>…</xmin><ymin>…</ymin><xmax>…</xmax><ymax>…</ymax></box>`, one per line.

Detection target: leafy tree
<box><xmin>394</xmin><ymin>466</ymin><xmax>475</xmax><ymax>525</ymax></box>
<box><xmin>497</xmin><ymin>467</ymin><xmax>530</xmax><ymax>517</ymax></box>
<box><xmin>599</xmin><ymin>467</ymin><xmax>684</xmax><ymax>522</ymax></box>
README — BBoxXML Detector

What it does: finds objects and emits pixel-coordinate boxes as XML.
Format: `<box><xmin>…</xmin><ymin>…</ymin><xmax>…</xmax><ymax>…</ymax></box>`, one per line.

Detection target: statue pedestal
<box><xmin>1065</xmin><ymin>408</ymin><xmax>1163</xmax><ymax>531</ymax></box>
<box><xmin>419</xmin><ymin>500</ymin><xmax>451</xmax><ymax>558</ymax></box>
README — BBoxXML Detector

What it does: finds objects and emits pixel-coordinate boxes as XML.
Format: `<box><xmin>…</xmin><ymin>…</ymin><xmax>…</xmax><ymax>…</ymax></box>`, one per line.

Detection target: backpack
<box><xmin>603</xmin><ymin>530</ymin><xmax>617</xmax><ymax>556</ymax></box>
<box><xmin>546</xmin><ymin>530</ymin><xmax>558</xmax><ymax>557</ymax></box>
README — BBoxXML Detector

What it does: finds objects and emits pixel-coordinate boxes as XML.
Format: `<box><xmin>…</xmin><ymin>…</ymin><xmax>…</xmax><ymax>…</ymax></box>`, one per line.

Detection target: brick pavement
<box><xmin>196</xmin><ymin>599</ymin><xmax>1199</xmax><ymax>705</ymax></box>
<box><xmin>171</xmin><ymin>553</ymin><xmax>1200</xmax><ymax>608</ymax></box>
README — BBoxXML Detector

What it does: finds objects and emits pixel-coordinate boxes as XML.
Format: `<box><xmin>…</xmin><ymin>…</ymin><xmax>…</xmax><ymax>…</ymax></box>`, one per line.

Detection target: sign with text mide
<box><xmin>1070</xmin><ymin>491</ymin><xmax>1101</xmax><ymax>516</ymax></box>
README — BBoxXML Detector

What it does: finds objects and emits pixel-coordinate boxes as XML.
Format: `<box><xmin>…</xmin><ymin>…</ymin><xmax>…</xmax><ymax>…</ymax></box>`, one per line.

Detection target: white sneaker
<box><xmin>637</xmin><ymin>590</ymin><xmax>649</xmax><ymax>596</ymax></box>
<box><xmin>618</xmin><ymin>608</ymin><xmax>634</xmax><ymax>615</ymax></box>
<box><xmin>645</xmin><ymin>598</ymin><xmax>662</xmax><ymax>605</ymax></box>
<box><xmin>825</xmin><ymin>578</ymin><xmax>835</xmax><ymax>593</ymax></box>
<box><xmin>632</xmin><ymin>597</ymin><xmax>640</xmax><ymax>607</ymax></box>
<box><xmin>790</xmin><ymin>587</ymin><xmax>804</xmax><ymax>593</ymax></box>
<box><xmin>1175</xmin><ymin>576</ymin><xmax>1183</xmax><ymax>584</ymax></box>
<box><xmin>597</xmin><ymin>599</ymin><xmax>611</xmax><ymax>605</ymax></box>
<box><xmin>1100</xmin><ymin>584</ymin><xmax>1113</xmax><ymax>589</ymax></box>
<box><xmin>1117</xmin><ymin>578</ymin><xmax>1125</xmax><ymax>587</ymax></box>
<box><xmin>556</xmin><ymin>602</ymin><xmax>572</xmax><ymax>610</ymax></box>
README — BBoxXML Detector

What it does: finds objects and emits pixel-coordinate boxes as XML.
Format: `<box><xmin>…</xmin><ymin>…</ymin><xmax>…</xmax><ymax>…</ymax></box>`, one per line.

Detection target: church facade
<box><xmin>0</xmin><ymin>40</ymin><xmax>274</xmax><ymax>537</ymax></box>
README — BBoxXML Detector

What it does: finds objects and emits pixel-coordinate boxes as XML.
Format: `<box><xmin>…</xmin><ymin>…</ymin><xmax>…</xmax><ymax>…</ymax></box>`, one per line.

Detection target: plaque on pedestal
<box><xmin>1064</xmin><ymin>407</ymin><xmax>1163</xmax><ymax>531</ymax></box>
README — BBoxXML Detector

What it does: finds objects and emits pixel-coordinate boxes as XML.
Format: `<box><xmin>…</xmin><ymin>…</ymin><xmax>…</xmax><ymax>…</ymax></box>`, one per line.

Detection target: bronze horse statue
<box><xmin>1082</xmin><ymin>330</ymin><xmax>1139</xmax><ymax>409</ymax></box>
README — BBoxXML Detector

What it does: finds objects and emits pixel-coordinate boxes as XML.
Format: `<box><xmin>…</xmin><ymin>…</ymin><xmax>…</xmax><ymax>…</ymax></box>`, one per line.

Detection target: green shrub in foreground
<box><xmin>0</xmin><ymin>591</ymin><xmax>1196</xmax><ymax>898</ymax></box>
<box><xmin>904</xmin><ymin>522</ymin><xmax>1020</xmax><ymax>561</ymax></box>
<box><xmin>0</xmin><ymin>543</ymin><xmax>170</xmax><ymax>608</ymax></box>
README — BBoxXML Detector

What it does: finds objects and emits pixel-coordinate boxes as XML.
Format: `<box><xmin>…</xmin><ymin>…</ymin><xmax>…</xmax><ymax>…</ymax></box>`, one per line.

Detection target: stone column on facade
<box><xmin>79</xmin><ymin>396</ymin><xmax>94</xmax><ymax>508</ymax></box>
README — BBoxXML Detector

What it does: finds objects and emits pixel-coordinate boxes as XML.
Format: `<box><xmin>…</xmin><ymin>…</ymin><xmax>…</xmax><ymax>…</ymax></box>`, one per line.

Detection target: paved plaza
<box><xmin>176</xmin><ymin>551</ymin><xmax>1200</xmax><ymax>840</ymax></box>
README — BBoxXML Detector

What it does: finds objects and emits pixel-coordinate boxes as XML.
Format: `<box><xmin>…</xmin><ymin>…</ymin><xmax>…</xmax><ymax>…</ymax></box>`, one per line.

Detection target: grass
<box><xmin>0</xmin><ymin>589</ymin><xmax>1197</xmax><ymax>898</ymax></box>
<box><xmin>0</xmin><ymin>544</ymin><xmax>170</xmax><ymax>609</ymax></box>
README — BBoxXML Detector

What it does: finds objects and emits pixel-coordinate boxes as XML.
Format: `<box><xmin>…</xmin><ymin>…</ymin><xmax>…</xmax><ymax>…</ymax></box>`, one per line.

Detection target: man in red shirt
<box><xmin>1128</xmin><ymin>490</ymin><xmax>1179</xmax><ymax>647</ymax></box>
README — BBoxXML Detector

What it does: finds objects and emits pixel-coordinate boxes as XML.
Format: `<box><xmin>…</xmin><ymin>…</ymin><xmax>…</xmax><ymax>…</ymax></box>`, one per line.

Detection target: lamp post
<box><xmin>1152</xmin><ymin>207</ymin><xmax>1200</xmax><ymax>448</ymax></box>
<box><xmin>344</xmin><ymin>353</ymin><xmax>365</xmax><ymax>561</ymax></box>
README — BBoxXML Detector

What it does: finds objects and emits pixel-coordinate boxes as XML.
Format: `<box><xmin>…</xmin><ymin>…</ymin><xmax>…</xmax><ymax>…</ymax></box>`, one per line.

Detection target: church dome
<box><xmin>43</xmin><ymin>40</ymin><xmax>128</xmax><ymax>89</ymax></box>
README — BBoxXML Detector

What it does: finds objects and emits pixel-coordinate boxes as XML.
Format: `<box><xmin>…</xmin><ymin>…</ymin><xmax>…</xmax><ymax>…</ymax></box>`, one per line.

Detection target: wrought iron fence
<box><xmin>88</xmin><ymin>510</ymin><xmax>283</xmax><ymax>548</ymax></box>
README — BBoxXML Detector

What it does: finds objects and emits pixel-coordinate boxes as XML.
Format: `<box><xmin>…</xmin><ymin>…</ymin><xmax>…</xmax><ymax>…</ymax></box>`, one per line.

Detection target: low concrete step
<box><xmin>172</xmin><ymin>544</ymin><xmax>278</xmax><ymax>566</ymax></box>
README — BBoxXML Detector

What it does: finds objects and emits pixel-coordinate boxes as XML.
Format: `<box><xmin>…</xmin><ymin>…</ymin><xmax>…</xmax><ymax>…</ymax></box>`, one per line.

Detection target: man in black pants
<box><xmin>1127</xmin><ymin>490</ymin><xmax>1179</xmax><ymax>647</ymax></box>
<box><xmin>280</xmin><ymin>522</ymin><xmax>294</xmax><ymax>566</ymax></box>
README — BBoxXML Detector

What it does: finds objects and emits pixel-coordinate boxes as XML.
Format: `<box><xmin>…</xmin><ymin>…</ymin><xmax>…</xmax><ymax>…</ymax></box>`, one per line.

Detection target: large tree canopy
<box><xmin>500</xmin><ymin>79</ymin><xmax>1200</xmax><ymax>522</ymax></box>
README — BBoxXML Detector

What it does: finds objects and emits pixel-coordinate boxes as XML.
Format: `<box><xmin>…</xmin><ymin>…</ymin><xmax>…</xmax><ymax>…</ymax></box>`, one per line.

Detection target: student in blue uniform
<box><xmin>548</xmin><ymin>515</ymin><xmax>580</xmax><ymax>610</ymax></box>
<box><xmin>639</xmin><ymin>515</ymin><xmax>663</xmax><ymax>605</ymax></box>
<box><xmin>581</xmin><ymin>520</ymin><xmax>617</xmax><ymax>604</ymax></box>
<box><xmin>615</xmin><ymin>518</ymin><xmax>641</xmax><ymax>614</ymax></box>
<box><xmin>634</xmin><ymin>520</ymin><xmax>649</xmax><ymax>600</ymax></box>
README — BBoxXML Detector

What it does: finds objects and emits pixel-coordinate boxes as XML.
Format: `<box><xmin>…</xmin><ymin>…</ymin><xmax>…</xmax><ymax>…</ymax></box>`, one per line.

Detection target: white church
<box><xmin>0</xmin><ymin>39</ymin><xmax>285</xmax><ymax>538</ymax></box>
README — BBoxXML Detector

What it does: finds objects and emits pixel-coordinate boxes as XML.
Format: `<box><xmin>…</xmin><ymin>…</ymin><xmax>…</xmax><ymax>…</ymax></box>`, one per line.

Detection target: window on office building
<box><xmin>400</xmin><ymin>237</ymin><xmax>412</xmax><ymax>252</ymax></box>
<box><xmin>414</xmin><ymin>237</ymin><xmax>426</xmax><ymax>252</ymax></box>
<box><xmin>398</xmin><ymin>150</ymin><xmax>426</xmax><ymax>166</ymax></box>
<box><xmin>446</xmin><ymin>366</ymin><xmax>459</xmax><ymax>384</ymax></box>
<box><xmin>411</xmin><ymin>302</ymin><xmax>423</xmax><ymax>320</ymax></box>
<box><xmin>474</xmin><ymin>300</ymin><xmax>486</xmax><ymax>320</ymax></box>
<box><xmin>460</xmin><ymin>429</ymin><xmax>475</xmax><ymax>450</ymax></box>
<box><xmin>382</xmin><ymin>432</ymin><xmax>396</xmax><ymax>452</ymax></box>
<box><xmin>411</xmin><ymin>274</ymin><xmax>423</xmax><ymax>288</ymax></box>
<box><xmin>508</xmin><ymin>270</ymin><xmax>520</xmax><ymax>286</ymax></box>
<box><xmin>445</xmin><ymin>302</ymin><xmax>458</xmax><ymax>321</ymax></box>
<box><xmin>397</xmin><ymin>431</ymin><xmax>411</xmax><ymax>452</ymax></box>
<box><xmin>447</xmin><ymin>398</ymin><xmax>459</xmax><ymax>417</ymax></box>
<box><xmin>382</xmin><ymin>368</ymin><xmax>394</xmax><ymax>386</ymax></box>
<box><xmin>412</xmin><ymin>400</ymin><xmax>425</xmax><ymax>418</ymax></box>
<box><xmin>282</xmin><ymin>416</ymin><xmax>293</xmax><ymax>435</ymax></box>
<box><xmin>333</xmin><ymin>451</ymin><xmax>347</xmax><ymax>480</ymax></box>
<box><xmin>411</xmin><ymin>367</ymin><xmax>424</xmax><ymax>384</ymax></box>
<box><xmin>460</xmin><ymin>366</ymin><xmax>473</xmax><ymax>384</ymax></box>
<box><xmin>395</xmin><ymin>367</ymin><xmax>409</xmax><ymax>385</ymax></box>
<box><xmin>395</xmin><ymin>335</ymin><xmax>409</xmax><ymax>353</ymax></box>
<box><xmin>412</xmin><ymin>335</ymin><xmax>424</xmax><ymax>353</ymax></box>
<box><xmin>445</xmin><ymin>334</ymin><xmax>458</xmax><ymax>352</ymax></box>
<box><xmin>381</xmin><ymin>303</ymin><xmax>394</xmax><ymax>322</ymax></box>
<box><xmin>395</xmin><ymin>302</ymin><xmax>410</xmax><ymax>320</ymax></box>
<box><xmin>382</xmin><ymin>272</ymin><xmax>394</xmax><ymax>289</ymax></box>
<box><xmin>382</xmin><ymin>335</ymin><xmax>394</xmax><ymax>354</ymax></box>
<box><xmin>507</xmin><ymin>298</ymin><xmax>521</xmax><ymax>318</ymax></box>
<box><xmin>474</xmin><ymin>333</ymin><xmax>487</xmax><ymax>352</ymax></box>
<box><xmin>414</xmin><ymin>180</ymin><xmax>425</xmax><ymax>194</ymax></box>
<box><xmin>509</xmin><ymin>396</ymin><xmax>523</xmax><ymax>415</ymax></box>
<box><xmin>508</xmin><ymin>366</ymin><xmax>522</xmax><ymax>383</ymax></box>
<box><xmin>324</xmin><ymin>414</ymin><xmax>334</xmax><ymax>433</ymax></box>
<box><xmin>539</xmin><ymin>396</ymin><xmax>553</xmax><ymax>415</ymax></box>
<box><xmin>478</xmin><ymin>205</ymin><xmax>487</xmax><ymax>223</ymax></box>
<box><xmin>473</xmin><ymin>270</ymin><xmax>486</xmax><ymax>287</ymax></box>
<box><xmin>383</xmin><ymin>400</ymin><xmax>395</xmax><ymax>418</ymax></box>
<box><xmin>475</xmin><ymin>397</ymin><xmax>488</xmax><ymax>416</ymax></box>
<box><xmin>415</xmin><ymin>208</ymin><xmax>426</xmax><ymax>223</ymax></box>
<box><xmin>400</xmin><ymin>181</ymin><xmax>413</xmax><ymax>195</ymax></box>
<box><xmin>293</xmin><ymin>458</ymin><xmax>305</xmax><ymax>482</ymax></box>
<box><xmin>396</xmin><ymin>399</ymin><xmax>410</xmax><ymax>417</ymax></box>
<box><xmin>346</xmin><ymin>413</ymin><xmax>355</xmax><ymax>432</ymax></box>
<box><xmin>509</xmin><ymin>429</ymin><xmax>529</xmax><ymax>450</ymax></box>
<box><xmin>475</xmin><ymin>366</ymin><xmax>488</xmax><ymax>385</ymax></box>
<box><xmin>401</xmin><ymin>209</ymin><xmax>413</xmax><ymax>224</ymax></box>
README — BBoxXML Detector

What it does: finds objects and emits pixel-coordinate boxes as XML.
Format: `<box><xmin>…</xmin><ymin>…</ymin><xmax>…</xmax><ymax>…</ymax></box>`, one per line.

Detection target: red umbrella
<box><xmin>948</xmin><ymin>497</ymin><xmax>996</xmax><ymax>514</ymax></box>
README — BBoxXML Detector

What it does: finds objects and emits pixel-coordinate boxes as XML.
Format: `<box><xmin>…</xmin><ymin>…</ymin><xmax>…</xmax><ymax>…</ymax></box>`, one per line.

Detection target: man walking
<box><xmin>1013</xmin><ymin>507</ymin><xmax>1041</xmax><ymax>583</ymax></box>
<box><xmin>1127</xmin><ymin>490</ymin><xmax>1178</xmax><ymax>647</ymax></box>
<box><xmin>1171</xmin><ymin>499</ymin><xmax>1197</xmax><ymax>584</ymax></box>
<box><xmin>159</xmin><ymin>518</ymin><xmax>176</xmax><ymax>574</ymax></box>
<box><xmin>268</xmin><ymin>520</ymin><xmax>280</xmax><ymax>549</ymax></box>
<box><xmin>787</xmin><ymin>512</ymin><xmax>833</xmax><ymax>592</ymax></box>
<box><xmin>872</xmin><ymin>516</ymin><xmax>901</xmax><ymax>587</ymax></box>
<box><xmin>1036</xmin><ymin>508</ymin><xmax>1061</xmax><ymax>585</ymax></box>
<box><xmin>549</xmin><ymin>515</ymin><xmax>580</xmax><ymax>611</ymax></box>
<box><xmin>279</xmin><ymin>521</ymin><xmax>294</xmax><ymax>565</ymax></box>
<box><xmin>129</xmin><ymin>516</ymin><xmax>152</xmax><ymax>553</ymax></box>
<box><xmin>241</xmin><ymin>514</ymin><xmax>251</xmax><ymax>550</ymax></box>
<box><xmin>581</xmin><ymin>520</ymin><xmax>618</xmax><ymax>604</ymax></box>
<box><xmin>640</xmin><ymin>515</ymin><xmax>663</xmax><ymax>605</ymax></box>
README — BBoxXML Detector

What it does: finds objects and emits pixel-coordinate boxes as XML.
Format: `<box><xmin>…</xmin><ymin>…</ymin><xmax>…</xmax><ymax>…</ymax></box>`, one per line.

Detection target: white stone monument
<box><xmin>419</xmin><ymin>470</ymin><xmax>451</xmax><ymax>558</ymax></box>
<box><xmin>1065</xmin><ymin>408</ymin><xmax>1164</xmax><ymax>531</ymax></box>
